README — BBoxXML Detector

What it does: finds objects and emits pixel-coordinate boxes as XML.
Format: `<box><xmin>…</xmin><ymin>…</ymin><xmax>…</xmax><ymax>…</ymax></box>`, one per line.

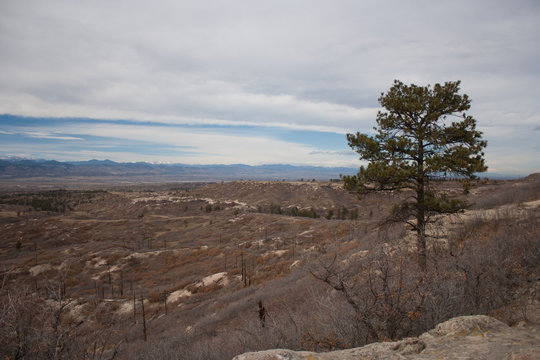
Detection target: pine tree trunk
<box><xmin>417</xmin><ymin>143</ymin><xmax>427</xmax><ymax>273</ymax></box>
<box><xmin>416</xmin><ymin>225</ymin><xmax>427</xmax><ymax>273</ymax></box>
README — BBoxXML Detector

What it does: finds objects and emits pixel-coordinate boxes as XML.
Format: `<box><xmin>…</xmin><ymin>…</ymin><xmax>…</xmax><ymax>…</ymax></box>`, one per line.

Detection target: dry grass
<box><xmin>0</xmin><ymin>176</ymin><xmax>538</xmax><ymax>360</ymax></box>
<box><xmin>471</xmin><ymin>175</ymin><xmax>540</xmax><ymax>209</ymax></box>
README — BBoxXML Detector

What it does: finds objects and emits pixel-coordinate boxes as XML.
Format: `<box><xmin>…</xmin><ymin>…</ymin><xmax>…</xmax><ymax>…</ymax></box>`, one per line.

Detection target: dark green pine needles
<box><xmin>343</xmin><ymin>80</ymin><xmax>487</xmax><ymax>271</ymax></box>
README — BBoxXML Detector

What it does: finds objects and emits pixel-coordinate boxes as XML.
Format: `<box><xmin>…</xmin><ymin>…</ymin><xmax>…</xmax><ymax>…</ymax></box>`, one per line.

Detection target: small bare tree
<box><xmin>312</xmin><ymin>243</ymin><xmax>426</xmax><ymax>343</ymax></box>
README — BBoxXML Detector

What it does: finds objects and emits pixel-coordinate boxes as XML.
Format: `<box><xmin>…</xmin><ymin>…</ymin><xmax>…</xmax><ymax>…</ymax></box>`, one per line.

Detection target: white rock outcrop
<box><xmin>233</xmin><ymin>315</ymin><xmax>540</xmax><ymax>360</ymax></box>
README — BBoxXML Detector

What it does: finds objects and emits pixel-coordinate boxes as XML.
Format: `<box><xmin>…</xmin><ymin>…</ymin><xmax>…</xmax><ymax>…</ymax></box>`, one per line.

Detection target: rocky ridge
<box><xmin>233</xmin><ymin>315</ymin><xmax>540</xmax><ymax>360</ymax></box>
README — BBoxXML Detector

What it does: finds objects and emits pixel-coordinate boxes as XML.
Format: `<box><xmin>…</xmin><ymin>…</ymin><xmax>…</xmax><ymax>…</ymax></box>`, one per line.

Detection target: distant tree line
<box><xmin>257</xmin><ymin>204</ymin><xmax>319</xmax><ymax>218</ymax></box>
<box><xmin>256</xmin><ymin>204</ymin><xmax>359</xmax><ymax>220</ymax></box>
<box><xmin>0</xmin><ymin>190</ymin><xmax>107</xmax><ymax>213</ymax></box>
<box><xmin>326</xmin><ymin>206</ymin><xmax>359</xmax><ymax>220</ymax></box>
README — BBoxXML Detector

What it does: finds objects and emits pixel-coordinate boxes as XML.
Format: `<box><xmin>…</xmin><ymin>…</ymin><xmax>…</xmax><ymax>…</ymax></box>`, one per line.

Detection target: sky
<box><xmin>0</xmin><ymin>1</ymin><xmax>539</xmax><ymax>174</ymax></box>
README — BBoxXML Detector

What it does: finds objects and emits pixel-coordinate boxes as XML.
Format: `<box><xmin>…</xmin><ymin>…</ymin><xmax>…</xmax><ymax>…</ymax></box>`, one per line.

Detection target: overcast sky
<box><xmin>1</xmin><ymin>0</ymin><xmax>539</xmax><ymax>174</ymax></box>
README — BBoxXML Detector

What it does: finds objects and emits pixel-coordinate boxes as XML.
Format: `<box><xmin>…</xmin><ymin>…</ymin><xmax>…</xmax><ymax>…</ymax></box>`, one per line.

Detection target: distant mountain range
<box><xmin>0</xmin><ymin>158</ymin><xmax>357</xmax><ymax>182</ymax></box>
<box><xmin>0</xmin><ymin>158</ymin><xmax>526</xmax><ymax>184</ymax></box>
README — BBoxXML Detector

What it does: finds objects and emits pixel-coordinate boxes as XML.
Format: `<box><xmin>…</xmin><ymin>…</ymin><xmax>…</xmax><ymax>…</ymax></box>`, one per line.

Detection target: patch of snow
<box><xmin>351</xmin><ymin>250</ymin><xmax>370</xmax><ymax>259</ymax></box>
<box><xmin>274</xmin><ymin>250</ymin><xmax>287</xmax><ymax>257</ymax></box>
<box><xmin>167</xmin><ymin>289</ymin><xmax>192</xmax><ymax>303</ymax></box>
<box><xmin>68</xmin><ymin>302</ymin><xmax>86</xmax><ymax>321</ymax></box>
<box><xmin>230</xmin><ymin>199</ymin><xmax>249</xmax><ymax>208</ymax></box>
<box><xmin>117</xmin><ymin>298</ymin><xmax>149</xmax><ymax>315</ymax></box>
<box><xmin>341</xmin><ymin>250</ymin><xmax>370</xmax><ymax>266</ymax></box>
<box><xmin>228</xmin><ymin>215</ymin><xmax>246</xmax><ymax>223</ymax></box>
<box><xmin>265</xmin><ymin>250</ymin><xmax>287</xmax><ymax>258</ymax></box>
<box><xmin>253</xmin><ymin>239</ymin><xmax>265</xmax><ymax>247</ymax></box>
<box><xmin>524</xmin><ymin>199</ymin><xmax>540</xmax><ymax>208</ymax></box>
<box><xmin>94</xmin><ymin>257</ymin><xmax>107</xmax><ymax>267</ymax></box>
<box><xmin>29</xmin><ymin>264</ymin><xmax>52</xmax><ymax>276</ymax></box>
<box><xmin>200</xmin><ymin>272</ymin><xmax>229</xmax><ymax>287</ymax></box>
<box><xmin>91</xmin><ymin>263</ymin><xmax>123</xmax><ymax>281</ymax></box>
<box><xmin>118</xmin><ymin>301</ymin><xmax>134</xmax><ymax>314</ymax></box>
<box><xmin>131</xmin><ymin>195</ymin><xmax>187</xmax><ymax>204</ymax></box>
<box><xmin>290</xmin><ymin>260</ymin><xmax>301</xmax><ymax>268</ymax></box>
<box><xmin>199</xmin><ymin>197</ymin><xmax>217</xmax><ymax>205</ymax></box>
<box><xmin>126</xmin><ymin>250</ymin><xmax>162</xmax><ymax>259</ymax></box>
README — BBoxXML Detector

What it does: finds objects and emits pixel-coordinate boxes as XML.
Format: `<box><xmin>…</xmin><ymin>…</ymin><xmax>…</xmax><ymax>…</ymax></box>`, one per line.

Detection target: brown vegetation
<box><xmin>0</xmin><ymin>176</ymin><xmax>539</xmax><ymax>359</ymax></box>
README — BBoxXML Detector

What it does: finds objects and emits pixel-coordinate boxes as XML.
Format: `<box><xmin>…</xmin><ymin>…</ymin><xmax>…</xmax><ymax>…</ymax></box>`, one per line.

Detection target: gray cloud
<box><xmin>0</xmin><ymin>0</ymin><xmax>539</xmax><ymax>173</ymax></box>
<box><xmin>309</xmin><ymin>150</ymin><xmax>357</xmax><ymax>157</ymax></box>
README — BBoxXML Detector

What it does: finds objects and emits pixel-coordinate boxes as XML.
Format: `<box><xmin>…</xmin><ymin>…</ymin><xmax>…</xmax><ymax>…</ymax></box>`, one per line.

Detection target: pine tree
<box><xmin>343</xmin><ymin>80</ymin><xmax>487</xmax><ymax>271</ymax></box>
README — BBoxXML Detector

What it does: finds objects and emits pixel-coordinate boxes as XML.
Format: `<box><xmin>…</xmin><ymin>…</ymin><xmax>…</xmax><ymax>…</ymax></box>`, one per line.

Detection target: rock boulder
<box><xmin>233</xmin><ymin>315</ymin><xmax>540</xmax><ymax>360</ymax></box>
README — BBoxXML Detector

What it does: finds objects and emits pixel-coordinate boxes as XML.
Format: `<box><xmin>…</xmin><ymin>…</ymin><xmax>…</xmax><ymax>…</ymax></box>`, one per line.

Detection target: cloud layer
<box><xmin>0</xmin><ymin>0</ymin><xmax>539</xmax><ymax>173</ymax></box>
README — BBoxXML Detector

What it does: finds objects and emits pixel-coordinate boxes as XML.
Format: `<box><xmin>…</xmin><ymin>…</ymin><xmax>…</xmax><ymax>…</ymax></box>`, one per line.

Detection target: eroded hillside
<box><xmin>0</xmin><ymin>176</ymin><xmax>539</xmax><ymax>359</ymax></box>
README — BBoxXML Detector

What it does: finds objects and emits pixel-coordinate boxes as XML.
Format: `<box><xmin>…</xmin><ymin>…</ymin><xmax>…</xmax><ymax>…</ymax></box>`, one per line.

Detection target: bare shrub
<box><xmin>310</xmin><ymin>207</ymin><xmax>540</xmax><ymax>347</ymax></box>
<box><xmin>0</xmin><ymin>282</ymin><xmax>124</xmax><ymax>360</ymax></box>
<box><xmin>71</xmin><ymin>203</ymin><xmax>539</xmax><ymax>360</ymax></box>
<box><xmin>312</xmin><ymin>244</ymin><xmax>426</xmax><ymax>344</ymax></box>
<box><xmin>441</xmin><ymin>209</ymin><xmax>540</xmax><ymax>323</ymax></box>
<box><xmin>472</xmin><ymin>178</ymin><xmax>540</xmax><ymax>209</ymax></box>
<box><xmin>147</xmin><ymin>290</ymin><xmax>163</xmax><ymax>303</ymax></box>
